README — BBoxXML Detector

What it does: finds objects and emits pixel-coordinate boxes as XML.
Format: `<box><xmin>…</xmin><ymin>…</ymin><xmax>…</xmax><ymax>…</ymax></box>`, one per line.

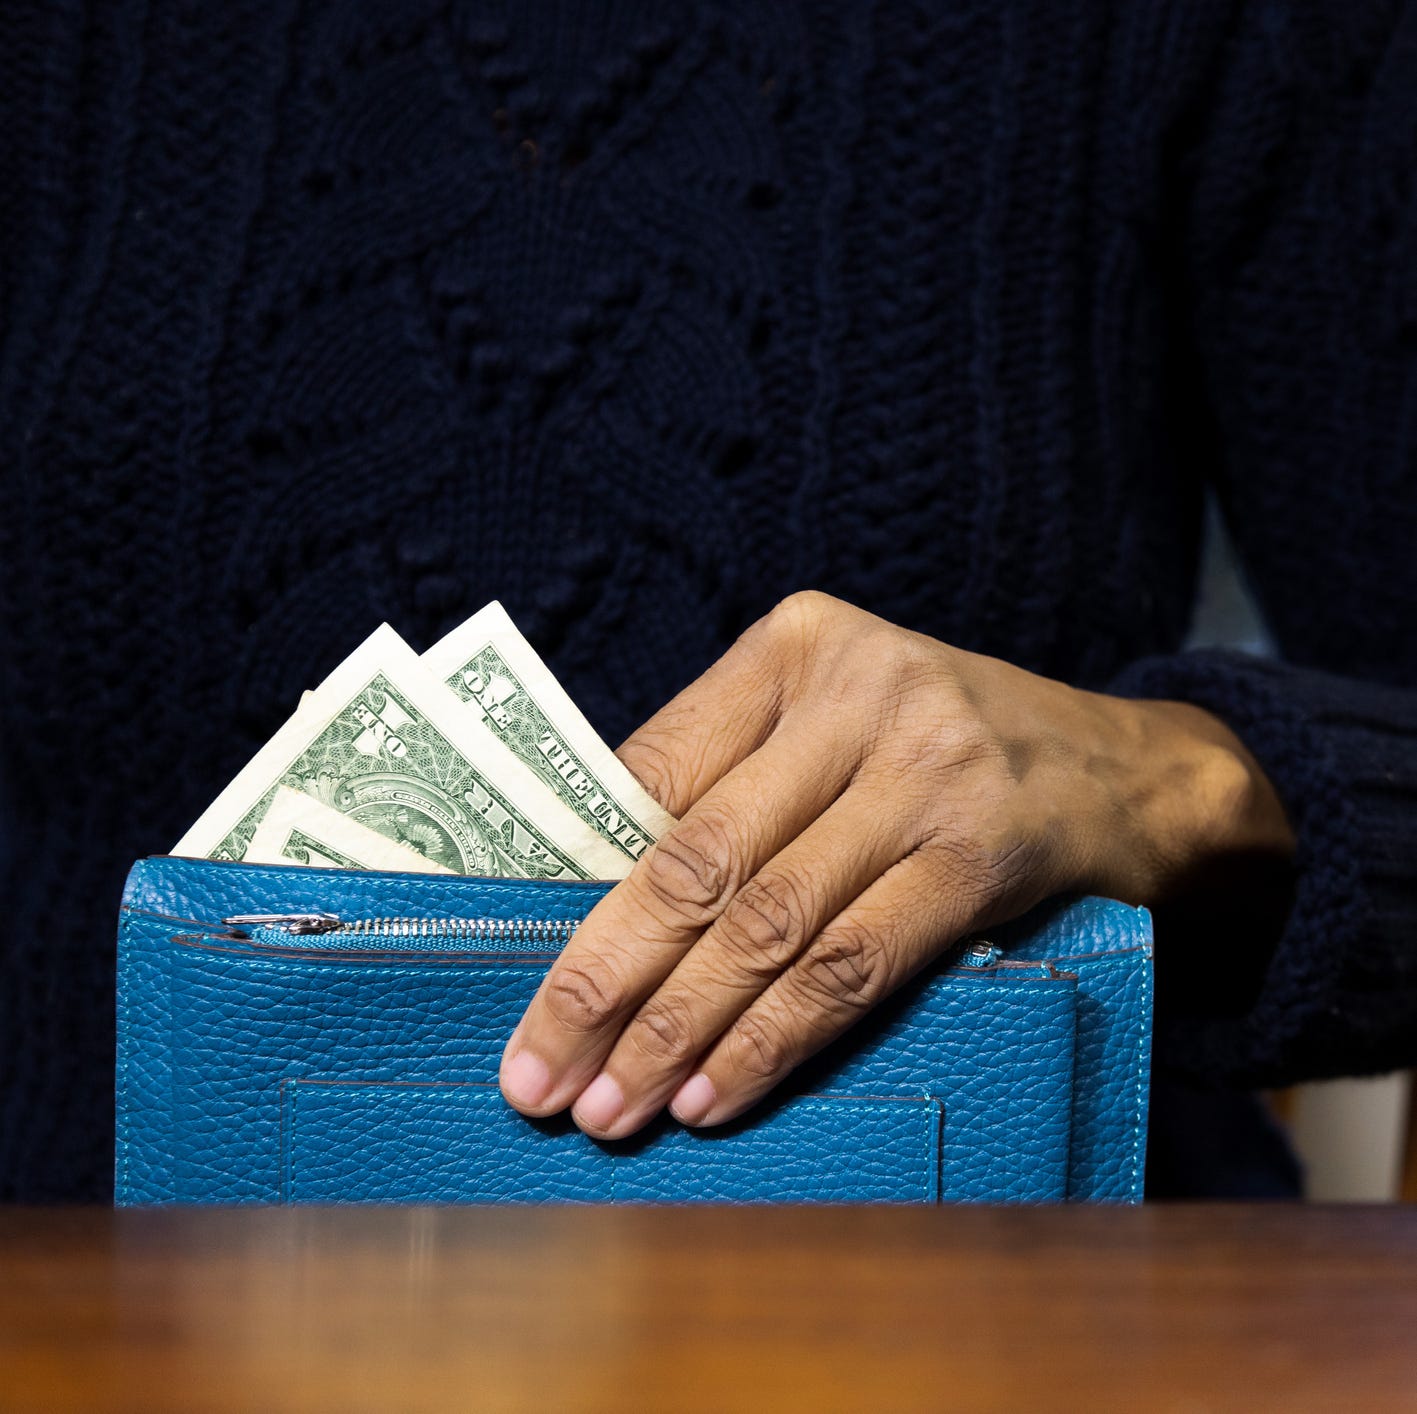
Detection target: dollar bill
<box><xmin>422</xmin><ymin>601</ymin><xmax>676</xmax><ymax>864</ymax></box>
<box><xmin>173</xmin><ymin>622</ymin><xmax>632</xmax><ymax>879</ymax></box>
<box><xmin>244</xmin><ymin>784</ymin><xmax>454</xmax><ymax>873</ymax></box>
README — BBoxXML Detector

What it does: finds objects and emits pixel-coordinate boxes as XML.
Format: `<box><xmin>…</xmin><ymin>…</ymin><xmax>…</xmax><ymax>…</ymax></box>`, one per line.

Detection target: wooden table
<box><xmin>3</xmin><ymin>1205</ymin><xmax>1414</xmax><ymax>1412</ymax></box>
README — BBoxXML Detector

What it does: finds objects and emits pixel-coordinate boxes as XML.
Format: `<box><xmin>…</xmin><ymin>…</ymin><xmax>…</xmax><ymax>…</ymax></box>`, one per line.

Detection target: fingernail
<box><xmin>502</xmin><ymin>1049</ymin><xmax>552</xmax><ymax>1109</ymax></box>
<box><xmin>573</xmin><ymin>1073</ymin><xmax>624</xmax><ymax>1133</ymax></box>
<box><xmin>669</xmin><ymin>1073</ymin><xmax>716</xmax><ymax>1126</ymax></box>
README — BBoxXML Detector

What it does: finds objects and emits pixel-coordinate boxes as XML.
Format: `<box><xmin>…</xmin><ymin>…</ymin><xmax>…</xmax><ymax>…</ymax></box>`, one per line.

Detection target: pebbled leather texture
<box><xmin>284</xmin><ymin>1086</ymin><xmax>945</xmax><ymax>1204</ymax></box>
<box><xmin>116</xmin><ymin>857</ymin><xmax>1153</xmax><ymax>1205</ymax></box>
<box><xmin>998</xmin><ymin>896</ymin><xmax>1154</xmax><ymax>1202</ymax></box>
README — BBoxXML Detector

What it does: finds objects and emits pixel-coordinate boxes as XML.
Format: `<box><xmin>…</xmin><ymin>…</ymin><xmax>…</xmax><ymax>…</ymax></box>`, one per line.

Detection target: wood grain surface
<box><xmin>2</xmin><ymin>1205</ymin><xmax>1414</xmax><ymax>1412</ymax></box>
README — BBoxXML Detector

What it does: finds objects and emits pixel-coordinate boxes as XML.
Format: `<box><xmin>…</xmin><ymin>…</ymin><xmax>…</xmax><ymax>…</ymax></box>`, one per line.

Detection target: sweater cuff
<box><xmin>1106</xmin><ymin>649</ymin><xmax>1417</xmax><ymax>1088</ymax></box>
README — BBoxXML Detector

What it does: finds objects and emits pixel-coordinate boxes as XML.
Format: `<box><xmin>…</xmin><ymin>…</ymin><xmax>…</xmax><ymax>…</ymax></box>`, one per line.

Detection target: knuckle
<box><xmin>727</xmin><ymin>1009</ymin><xmax>795</xmax><ymax>1080</ymax></box>
<box><xmin>642</xmin><ymin>810</ymin><xmax>742</xmax><ymax>926</ymax></box>
<box><xmin>866</xmin><ymin>741</ymin><xmax>935</xmax><ymax>802</ymax></box>
<box><xmin>765</xmin><ymin>589</ymin><xmax>839</xmax><ymax>647</ymax></box>
<box><xmin>775</xmin><ymin>588</ymin><xmax>835</xmax><ymax>622</ymax></box>
<box><xmin>617</xmin><ymin>731</ymin><xmax>681</xmax><ymax>812</ymax></box>
<box><xmin>975</xmin><ymin>831</ymin><xmax>1044</xmax><ymax>906</ymax></box>
<box><xmin>906</xmin><ymin>719</ymin><xmax>1009</xmax><ymax>810</ymax></box>
<box><xmin>926</xmin><ymin>828</ymin><xmax>1039</xmax><ymax>913</ymax></box>
<box><xmin>853</xmin><ymin>618</ymin><xmax>938</xmax><ymax>689</ymax></box>
<box><xmin>924</xmin><ymin>833</ymin><xmax>983</xmax><ymax>894</ymax></box>
<box><xmin>627</xmin><ymin>993</ymin><xmax>699</xmax><ymax>1066</ymax></box>
<box><xmin>544</xmin><ymin>959</ymin><xmax>625</xmax><ymax>1035</ymax></box>
<box><xmin>798</xmin><ymin>921</ymin><xmax>889</xmax><ymax>1011</ymax></box>
<box><xmin>889</xmin><ymin>652</ymin><xmax>953</xmax><ymax>725</ymax></box>
<box><xmin>715</xmin><ymin>870</ymin><xmax>813</xmax><ymax>975</ymax></box>
<box><xmin>944</xmin><ymin>714</ymin><xmax>1005</xmax><ymax>771</ymax></box>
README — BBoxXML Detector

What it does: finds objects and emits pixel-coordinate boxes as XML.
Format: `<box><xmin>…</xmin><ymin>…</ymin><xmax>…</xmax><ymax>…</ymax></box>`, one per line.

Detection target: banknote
<box><xmin>244</xmin><ymin>784</ymin><xmax>454</xmax><ymax>873</ymax></box>
<box><xmin>173</xmin><ymin>623</ymin><xmax>632</xmax><ymax>879</ymax></box>
<box><xmin>423</xmin><ymin>601</ymin><xmax>676</xmax><ymax>864</ymax></box>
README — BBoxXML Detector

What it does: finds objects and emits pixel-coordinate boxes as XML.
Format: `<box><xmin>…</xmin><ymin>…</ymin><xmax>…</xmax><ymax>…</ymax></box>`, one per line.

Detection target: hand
<box><xmin>499</xmin><ymin>591</ymin><xmax>1293</xmax><ymax>1138</ymax></box>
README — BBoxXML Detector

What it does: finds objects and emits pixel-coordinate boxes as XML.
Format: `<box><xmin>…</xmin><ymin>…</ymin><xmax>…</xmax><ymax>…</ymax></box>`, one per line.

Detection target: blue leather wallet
<box><xmin>116</xmin><ymin>855</ymin><xmax>1153</xmax><ymax>1205</ymax></box>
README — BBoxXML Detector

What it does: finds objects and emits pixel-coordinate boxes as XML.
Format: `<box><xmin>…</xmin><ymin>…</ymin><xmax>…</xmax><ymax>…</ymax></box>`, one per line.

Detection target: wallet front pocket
<box><xmin>281</xmin><ymin>1081</ymin><xmax>946</xmax><ymax>1204</ymax></box>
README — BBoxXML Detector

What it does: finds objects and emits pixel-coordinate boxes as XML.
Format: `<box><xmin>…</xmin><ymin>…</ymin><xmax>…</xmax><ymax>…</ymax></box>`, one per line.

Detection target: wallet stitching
<box><xmin>1044</xmin><ymin>949</ymin><xmax>1149</xmax><ymax>1201</ymax></box>
<box><xmin>167</xmin><ymin>935</ymin><xmax>1080</xmax><ymax>993</ymax></box>
<box><xmin>932</xmin><ymin>1098</ymin><xmax>946</xmax><ymax>1204</ymax></box>
<box><xmin>1128</xmin><ymin>957</ymin><xmax>1151</xmax><ymax>1199</ymax></box>
<box><xmin>920</xmin><ymin>1104</ymin><xmax>932</xmax><ymax>1203</ymax></box>
<box><xmin>160</xmin><ymin>853</ymin><xmax>613</xmax><ymax>895</ymax></box>
<box><xmin>282</xmin><ymin>1081</ymin><xmax>524</xmax><ymax>1205</ymax></box>
<box><xmin>280</xmin><ymin>1079</ymin><xmax>302</xmax><ymax>1204</ymax></box>
<box><xmin>292</xmin><ymin>1078</ymin><xmax>500</xmax><ymax>1089</ymax></box>
<box><xmin>282</xmin><ymin>1081</ymin><xmax>291</xmax><ymax>1203</ymax></box>
<box><xmin>288</xmin><ymin>1082</ymin><xmax>297</xmax><ymax>1204</ymax></box>
<box><xmin>289</xmin><ymin>1082</ymin><xmax>297</xmax><ymax>1207</ymax></box>
<box><xmin>1029</xmin><ymin>944</ymin><xmax>1150</xmax><ymax>966</ymax></box>
<box><xmin>287</xmin><ymin>1080</ymin><xmax>937</xmax><ymax>1102</ymax></box>
<box><xmin>170</xmin><ymin>934</ymin><xmax>558</xmax><ymax>964</ymax></box>
<box><xmin>169</xmin><ymin>935</ymin><xmax>558</xmax><ymax>966</ymax></box>
<box><xmin>116</xmin><ymin>906</ymin><xmax>134</xmax><ymax>1199</ymax></box>
<box><xmin>120</xmin><ymin>903</ymin><xmax>224</xmax><ymax>930</ymax></box>
<box><xmin>163</xmin><ymin>919</ymin><xmax>1131</xmax><ymax>971</ymax></box>
<box><xmin>119</xmin><ymin>912</ymin><xmax>182</xmax><ymax>1203</ymax></box>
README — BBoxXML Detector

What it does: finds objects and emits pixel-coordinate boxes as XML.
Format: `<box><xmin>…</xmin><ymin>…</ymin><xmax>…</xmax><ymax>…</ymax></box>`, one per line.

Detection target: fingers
<box><xmin>664</xmin><ymin>843</ymin><xmax>1036</xmax><ymax>1129</ymax></box>
<box><xmin>499</xmin><ymin>703</ymin><xmax>860</xmax><ymax>1118</ymax></box>
<box><xmin>614</xmin><ymin>610</ymin><xmax>792</xmax><ymax>818</ymax></box>
<box><xmin>565</xmin><ymin>780</ymin><xmax>911</xmax><ymax>1138</ymax></box>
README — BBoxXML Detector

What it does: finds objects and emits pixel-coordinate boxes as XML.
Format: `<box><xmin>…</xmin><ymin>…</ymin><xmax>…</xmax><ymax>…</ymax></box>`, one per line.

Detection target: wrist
<box><xmin>1084</xmin><ymin>693</ymin><xmax>1297</xmax><ymax>905</ymax></box>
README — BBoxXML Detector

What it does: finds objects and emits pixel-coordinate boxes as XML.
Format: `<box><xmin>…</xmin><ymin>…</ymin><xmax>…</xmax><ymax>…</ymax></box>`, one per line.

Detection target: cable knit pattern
<box><xmin>1</xmin><ymin>0</ymin><xmax>1414</xmax><ymax>1199</ymax></box>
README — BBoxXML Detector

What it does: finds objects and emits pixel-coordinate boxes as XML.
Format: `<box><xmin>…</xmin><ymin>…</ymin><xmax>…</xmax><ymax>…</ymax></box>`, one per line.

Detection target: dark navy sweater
<box><xmin>2</xmin><ymin>0</ymin><xmax>1414</xmax><ymax>1201</ymax></box>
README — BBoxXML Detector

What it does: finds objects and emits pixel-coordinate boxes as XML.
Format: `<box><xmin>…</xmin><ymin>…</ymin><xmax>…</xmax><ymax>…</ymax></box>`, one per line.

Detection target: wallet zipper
<box><xmin>223</xmin><ymin>912</ymin><xmax>583</xmax><ymax>946</ymax></box>
<box><xmin>223</xmin><ymin>914</ymin><xmax>1004</xmax><ymax>965</ymax></box>
<box><xmin>959</xmin><ymin>941</ymin><xmax>1002</xmax><ymax>967</ymax></box>
<box><xmin>227</xmin><ymin>913</ymin><xmax>994</xmax><ymax>949</ymax></box>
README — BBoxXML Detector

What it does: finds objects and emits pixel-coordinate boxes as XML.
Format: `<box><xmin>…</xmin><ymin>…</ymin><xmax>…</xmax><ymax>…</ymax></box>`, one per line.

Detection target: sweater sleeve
<box><xmin>1107</xmin><ymin>0</ymin><xmax>1417</xmax><ymax>1088</ymax></box>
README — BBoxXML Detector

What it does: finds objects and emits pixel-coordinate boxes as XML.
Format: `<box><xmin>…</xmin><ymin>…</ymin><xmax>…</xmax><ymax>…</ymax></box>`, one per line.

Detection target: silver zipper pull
<box><xmin>960</xmin><ymin>940</ymin><xmax>1002</xmax><ymax>968</ymax></box>
<box><xmin>223</xmin><ymin>912</ymin><xmax>342</xmax><ymax>936</ymax></box>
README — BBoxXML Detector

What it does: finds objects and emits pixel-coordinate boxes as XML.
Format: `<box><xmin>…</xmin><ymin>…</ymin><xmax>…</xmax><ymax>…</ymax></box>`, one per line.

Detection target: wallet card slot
<box><xmin>281</xmin><ymin>1082</ymin><xmax>944</xmax><ymax>1205</ymax></box>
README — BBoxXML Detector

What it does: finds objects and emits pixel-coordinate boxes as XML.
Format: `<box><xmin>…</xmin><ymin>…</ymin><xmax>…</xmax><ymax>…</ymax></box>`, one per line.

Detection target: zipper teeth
<box><xmin>332</xmin><ymin>916</ymin><xmax>581</xmax><ymax>942</ymax></box>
